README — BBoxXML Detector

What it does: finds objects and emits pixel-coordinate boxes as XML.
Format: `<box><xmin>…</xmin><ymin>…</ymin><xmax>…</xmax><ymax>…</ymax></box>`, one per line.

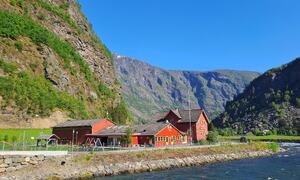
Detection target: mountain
<box><xmin>114</xmin><ymin>54</ymin><xmax>260</xmax><ymax>123</ymax></box>
<box><xmin>214</xmin><ymin>58</ymin><xmax>300</xmax><ymax>135</ymax></box>
<box><xmin>0</xmin><ymin>0</ymin><xmax>132</xmax><ymax>128</ymax></box>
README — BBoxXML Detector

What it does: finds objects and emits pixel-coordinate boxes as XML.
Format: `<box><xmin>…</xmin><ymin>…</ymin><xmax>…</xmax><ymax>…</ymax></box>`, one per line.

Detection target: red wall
<box><xmin>154</xmin><ymin>124</ymin><xmax>183</xmax><ymax>147</ymax></box>
<box><xmin>53</xmin><ymin>119</ymin><xmax>114</xmax><ymax>145</ymax></box>
<box><xmin>53</xmin><ymin>127</ymin><xmax>91</xmax><ymax>145</ymax></box>
<box><xmin>195</xmin><ymin>113</ymin><xmax>209</xmax><ymax>140</ymax></box>
<box><xmin>170</xmin><ymin>112</ymin><xmax>209</xmax><ymax>142</ymax></box>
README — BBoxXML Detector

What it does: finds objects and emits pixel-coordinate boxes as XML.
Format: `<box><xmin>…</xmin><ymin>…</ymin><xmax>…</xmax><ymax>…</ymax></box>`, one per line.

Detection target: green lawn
<box><xmin>0</xmin><ymin>128</ymin><xmax>51</xmax><ymax>143</ymax></box>
<box><xmin>220</xmin><ymin>135</ymin><xmax>300</xmax><ymax>141</ymax></box>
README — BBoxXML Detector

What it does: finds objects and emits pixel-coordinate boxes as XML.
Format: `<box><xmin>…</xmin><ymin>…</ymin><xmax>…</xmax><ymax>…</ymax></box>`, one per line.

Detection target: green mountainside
<box><xmin>214</xmin><ymin>58</ymin><xmax>300</xmax><ymax>135</ymax></box>
<box><xmin>0</xmin><ymin>0</ymin><xmax>132</xmax><ymax>128</ymax></box>
<box><xmin>114</xmin><ymin>54</ymin><xmax>259</xmax><ymax>123</ymax></box>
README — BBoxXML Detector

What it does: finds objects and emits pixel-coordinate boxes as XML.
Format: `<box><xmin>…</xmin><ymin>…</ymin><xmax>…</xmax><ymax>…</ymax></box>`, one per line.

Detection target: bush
<box><xmin>207</xmin><ymin>131</ymin><xmax>219</xmax><ymax>143</ymax></box>
<box><xmin>197</xmin><ymin>140</ymin><xmax>209</xmax><ymax>145</ymax></box>
<box><xmin>0</xmin><ymin>70</ymin><xmax>89</xmax><ymax>118</ymax></box>
<box><xmin>121</xmin><ymin>128</ymin><xmax>133</xmax><ymax>146</ymax></box>
<box><xmin>111</xmin><ymin>100</ymin><xmax>133</xmax><ymax>124</ymax></box>
<box><xmin>296</xmin><ymin>98</ymin><xmax>300</xmax><ymax>108</ymax></box>
<box><xmin>0</xmin><ymin>59</ymin><xmax>17</xmax><ymax>74</ymax></box>
<box><xmin>0</xmin><ymin>11</ymin><xmax>93</xmax><ymax>82</ymax></box>
<box><xmin>267</xmin><ymin>142</ymin><xmax>280</xmax><ymax>152</ymax></box>
<box><xmin>14</xmin><ymin>41</ymin><xmax>23</xmax><ymax>52</ymax></box>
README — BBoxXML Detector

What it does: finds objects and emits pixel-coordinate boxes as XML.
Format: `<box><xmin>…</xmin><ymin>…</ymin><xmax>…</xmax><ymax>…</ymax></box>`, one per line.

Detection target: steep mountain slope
<box><xmin>214</xmin><ymin>58</ymin><xmax>300</xmax><ymax>134</ymax></box>
<box><xmin>0</xmin><ymin>0</ymin><xmax>132</xmax><ymax>128</ymax></box>
<box><xmin>114</xmin><ymin>54</ymin><xmax>259</xmax><ymax>122</ymax></box>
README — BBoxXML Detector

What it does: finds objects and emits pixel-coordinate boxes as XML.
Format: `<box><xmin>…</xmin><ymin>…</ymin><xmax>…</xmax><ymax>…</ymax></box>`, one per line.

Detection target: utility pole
<box><xmin>188</xmin><ymin>89</ymin><xmax>192</xmax><ymax>145</ymax></box>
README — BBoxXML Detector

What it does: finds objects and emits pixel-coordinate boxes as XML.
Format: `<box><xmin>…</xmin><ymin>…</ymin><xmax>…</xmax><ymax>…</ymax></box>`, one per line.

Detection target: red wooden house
<box><xmin>85</xmin><ymin>122</ymin><xmax>185</xmax><ymax>147</ymax></box>
<box><xmin>52</xmin><ymin>118</ymin><xmax>115</xmax><ymax>145</ymax></box>
<box><xmin>153</xmin><ymin>109</ymin><xmax>209</xmax><ymax>142</ymax></box>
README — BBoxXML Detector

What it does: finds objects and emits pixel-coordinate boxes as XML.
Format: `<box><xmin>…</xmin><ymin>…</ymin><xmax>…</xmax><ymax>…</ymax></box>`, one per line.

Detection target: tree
<box><xmin>122</xmin><ymin>128</ymin><xmax>133</xmax><ymax>146</ymax></box>
<box><xmin>296</xmin><ymin>98</ymin><xmax>300</xmax><ymax>108</ymax></box>
<box><xmin>207</xmin><ymin>131</ymin><xmax>219</xmax><ymax>143</ymax></box>
<box><xmin>12</xmin><ymin>136</ymin><xmax>17</xmax><ymax>143</ymax></box>
<box><xmin>3</xmin><ymin>135</ymin><xmax>8</xmax><ymax>142</ymax></box>
<box><xmin>111</xmin><ymin>100</ymin><xmax>134</xmax><ymax>124</ymax></box>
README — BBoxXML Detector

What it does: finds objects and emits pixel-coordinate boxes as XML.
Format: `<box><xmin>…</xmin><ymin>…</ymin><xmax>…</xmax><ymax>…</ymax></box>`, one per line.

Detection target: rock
<box><xmin>4</xmin><ymin>158</ymin><xmax>12</xmax><ymax>164</ymax></box>
<box><xmin>6</xmin><ymin>166</ymin><xmax>16</xmax><ymax>172</ymax></box>
<box><xmin>0</xmin><ymin>168</ymin><xmax>6</xmax><ymax>173</ymax></box>
<box><xmin>0</xmin><ymin>163</ymin><xmax>8</xmax><ymax>168</ymax></box>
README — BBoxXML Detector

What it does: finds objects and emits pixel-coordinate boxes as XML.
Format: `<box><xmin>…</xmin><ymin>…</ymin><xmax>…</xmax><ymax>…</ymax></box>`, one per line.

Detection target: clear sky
<box><xmin>78</xmin><ymin>0</ymin><xmax>300</xmax><ymax>73</ymax></box>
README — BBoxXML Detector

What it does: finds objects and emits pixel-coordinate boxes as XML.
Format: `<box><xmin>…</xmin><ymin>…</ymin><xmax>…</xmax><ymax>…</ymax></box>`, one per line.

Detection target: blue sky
<box><xmin>78</xmin><ymin>0</ymin><xmax>300</xmax><ymax>73</ymax></box>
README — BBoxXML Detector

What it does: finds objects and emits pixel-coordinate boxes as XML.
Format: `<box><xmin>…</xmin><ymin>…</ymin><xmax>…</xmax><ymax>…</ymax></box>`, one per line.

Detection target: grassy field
<box><xmin>220</xmin><ymin>135</ymin><xmax>300</xmax><ymax>141</ymax></box>
<box><xmin>0</xmin><ymin>128</ymin><xmax>51</xmax><ymax>143</ymax></box>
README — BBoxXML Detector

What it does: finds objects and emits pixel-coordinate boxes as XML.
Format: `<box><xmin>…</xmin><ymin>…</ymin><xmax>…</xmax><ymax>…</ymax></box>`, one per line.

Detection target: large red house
<box><xmin>52</xmin><ymin>118</ymin><xmax>114</xmax><ymax>144</ymax></box>
<box><xmin>85</xmin><ymin>122</ymin><xmax>186</xmax><ymax>147</ymax></box>
<box><xmin>153</xmin><ymin>109</ymin><xmax>209</xmax><ymax>142</ymax></box>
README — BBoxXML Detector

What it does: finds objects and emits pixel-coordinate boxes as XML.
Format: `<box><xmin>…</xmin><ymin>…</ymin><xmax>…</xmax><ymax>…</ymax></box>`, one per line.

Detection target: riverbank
<box><xmin>0</xmin><ymin>142</ymin><xmax>280</xmax><ymax>180</ymax></box>
<box><xmin>220</xmin><ymin>135</ymin><xmax>300</xmax><ymax>143</ymax></box>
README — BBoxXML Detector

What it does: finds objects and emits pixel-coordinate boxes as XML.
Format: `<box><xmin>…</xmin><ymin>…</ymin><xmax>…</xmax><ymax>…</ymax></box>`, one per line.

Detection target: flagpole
<box><xmin>188</xmin><ymin>89</ymin><xmax>192</xmax><ymax>145</ymax></box>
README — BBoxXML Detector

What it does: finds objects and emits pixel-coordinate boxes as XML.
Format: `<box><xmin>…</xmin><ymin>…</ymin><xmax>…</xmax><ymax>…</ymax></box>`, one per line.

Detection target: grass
<box><xmin>220</xmin><ymin>135</ymin><xmax>300</xmax><ymax>141</ymax></box>
<box><xmin>73</xmin><ymin>142</ymin><xmax>279</xmax><ymax>165</ymax></box>
<box><xmin>0</xmin><ymin>10</ymin><xmax>93</xmax><ymax>83</ymax></box>
<box><xmin>0</xmin><ymin>60</ymin><xmax>89</xmax><ymax>118</ymax></box>
<box><xmin>0</xmin><ymin>128</ymin><xmax>51</xmax><ymax>143</ymax></box>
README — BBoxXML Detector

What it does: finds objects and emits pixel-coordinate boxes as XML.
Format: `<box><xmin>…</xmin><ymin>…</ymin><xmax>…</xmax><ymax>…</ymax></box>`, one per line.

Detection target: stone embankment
<box><xmin>0</xmin><ymin>150</ymin><xmax>274</xmax><ymax>180</ymax></box>
<box><xmin>0</xmin><ymin>155</ymin><xmax>48</xmax><ymax>173</ymax></box>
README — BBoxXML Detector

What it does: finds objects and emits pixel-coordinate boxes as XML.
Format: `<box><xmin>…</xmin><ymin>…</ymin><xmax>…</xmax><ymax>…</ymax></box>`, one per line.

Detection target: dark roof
<box><xmin>177</xmin><ymin>109</ymin><xmax>203</xmax><ymax>123</ymax></box>
<box><xmin>53</xmin><ymin>119</ymin><xmax>109</xmax><ymax>128</ymax></box>
<box><xmin>92</xmin><ymin>123</ymin><xmax>183</xmax><ymax>136</ymax></box>
<box><xmin>152</xmin><ymin>109</ymin><xmax>205</xmax><ymax>123</ymax></box>
<box><xmin>37</xmin><ymin>134</ymin><xmax>60</xmax><ymax>140</ymax></box>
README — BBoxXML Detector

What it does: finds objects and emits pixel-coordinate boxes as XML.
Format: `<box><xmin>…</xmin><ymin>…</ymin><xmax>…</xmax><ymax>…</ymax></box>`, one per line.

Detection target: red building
<box><xmin>153</xmin><ymin>109</ymin><xmax>209</xmax><ymax>142</ymax></box>
<box><xmin>52</xmin><ymin>119</ymin><xmax>115</xmax><ymax>144</ymax></box>
<box><xmin>85</xmin><ymin>122</ymin><xmax>186</xmax><ymax>147</ymax></box>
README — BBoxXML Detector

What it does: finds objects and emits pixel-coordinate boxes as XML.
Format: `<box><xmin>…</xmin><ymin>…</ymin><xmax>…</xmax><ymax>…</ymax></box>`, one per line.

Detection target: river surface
<box><xmin>96</xmin><ymin>143</ymin><xmax>300</xmax><ymax>180</ymax></box>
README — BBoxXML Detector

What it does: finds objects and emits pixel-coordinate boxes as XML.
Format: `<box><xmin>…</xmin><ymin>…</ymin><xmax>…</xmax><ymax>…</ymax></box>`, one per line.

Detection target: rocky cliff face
<box><xmin>0</xmin><ymin>0</ymin><xmax>131</xmax><ymax>127</ymax></box>
<box><xmin>214</xmin><ymin>58</ymin><xmax>300</xmax><ymax>134</ymax></box>
<box><xmin>114</xmin><ymin>54</ymin><xmax>259</xmax><ymax>122</ymax></box>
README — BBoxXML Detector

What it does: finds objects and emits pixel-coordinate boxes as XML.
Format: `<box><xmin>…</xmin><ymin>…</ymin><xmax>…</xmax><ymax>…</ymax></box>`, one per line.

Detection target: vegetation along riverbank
<box><xmin>0</xmin><ymin>142</ymin><xmax>280</xmax><ymax>179</ymax></box>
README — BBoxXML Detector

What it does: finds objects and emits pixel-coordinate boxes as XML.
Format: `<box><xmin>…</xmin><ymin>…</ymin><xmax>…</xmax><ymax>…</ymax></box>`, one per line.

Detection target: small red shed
<box><xmin>52</xmin><ymin>118</ymin><xmax>115</xmax><ymax>145</ymax></box>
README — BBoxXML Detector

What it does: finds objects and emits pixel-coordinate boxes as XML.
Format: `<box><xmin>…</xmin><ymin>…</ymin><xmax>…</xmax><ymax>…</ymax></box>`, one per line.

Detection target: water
<box><xmin>96</xmin><ymin>143</ymin><xmax>300</xmax><ymax>180</ymax></box>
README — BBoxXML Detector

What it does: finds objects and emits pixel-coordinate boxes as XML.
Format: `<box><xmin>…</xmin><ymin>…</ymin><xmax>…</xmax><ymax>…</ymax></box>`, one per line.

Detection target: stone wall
<box><xmin>0</xmin><ymin>155</ymin><xmax>48</xmax><ymax>173</ymax></box>
<box><xmin>0</xmin><ymin>150</ymin><xmax>275</xmax><ymax>179</ymax></box>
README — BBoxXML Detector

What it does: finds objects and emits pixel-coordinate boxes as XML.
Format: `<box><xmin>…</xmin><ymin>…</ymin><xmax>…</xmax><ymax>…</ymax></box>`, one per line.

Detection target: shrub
<box><xmin>3</xmin><ymin>135</ymin><xmax>8</xmax><ymax>142</ymax></box>
<box><xmin>121</xmin><ymin>128</ymin><xmax>133</xmax><ymax>146</ymax></box>
<box><xmin>98</xmin><ymin>82</ymin><xmax>115</xmax><ymax>98</ymax></box>
<box><xmin>0</xmin><ymin>11</ymin><xmax>93</xmax><ymax>82</ymax></box>
<box><xmin>0</xmin><ymin>70</ymin><xmax>89</xmax><ymax>118</ymax></box>
<box><xmin>197</xmin><ymin>140</ymin><xmax>209</xmax><ymax>145</ymax></box>
<box><xmin>267</xmin><ymin>143</ymin><xmax>280</xmax><ymax>152</ymax></box>
<box><xmin>14</xmin><ymin>41</ymin><xmax>23</xmax><ymax>51</ymax></box>
<box><xmin>0</xmin><ymin>59</ymin><xmax>17</xmax><ymax>74</ymax></box>
<box><xmin>207</xmin><ymin>131</ymin><xmax>219</xmax><ymax>143</ymax></box>
<box><xmin>111</xmin><ymin>100</ymin><xmax>133</xmax><ymax>124</ymax></box>
<box><xmin>296</xmin><ymin>98</ymin><xmax>300</xmax><ymax>108</ymax></box>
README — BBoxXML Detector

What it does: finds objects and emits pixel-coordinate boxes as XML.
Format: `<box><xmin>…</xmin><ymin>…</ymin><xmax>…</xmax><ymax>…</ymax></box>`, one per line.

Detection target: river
<box><xmin>96</xmin><ymin>143</ymin><xmax>300</xmax><ymax>180</ymax></box>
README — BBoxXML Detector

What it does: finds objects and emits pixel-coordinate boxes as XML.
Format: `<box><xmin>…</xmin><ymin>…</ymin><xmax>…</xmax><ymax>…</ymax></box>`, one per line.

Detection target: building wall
<box><xmin>138</xmin><ymin>135</ymin><xmax>154</xmax><ymax>146</ymax></box>
<box><xmin>195</xmin><ymin>113</ymin><xmax>209</xmax><ymax>140</ymax></box>
<box><xmin>154</xmin><ymin>125</ymin><xmax>183</xmax><ymax>147</ymax></box>
<box><xmin>53</xmin><ymin>127</ymin><xmax>91</xmax><ymax>145</ymax></box>
<box><xmin>91</xmin><ymin>119</ymin><xmax>115</xmax><ymax>134</ymax></box>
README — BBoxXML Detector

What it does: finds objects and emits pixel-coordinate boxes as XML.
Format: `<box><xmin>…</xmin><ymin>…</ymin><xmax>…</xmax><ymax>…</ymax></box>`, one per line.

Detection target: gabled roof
<box><xmin>91</xmin><ymin>123</ymin><xmax>184</xmax><ymax>136</ymax></box>
<box><xmin>177</xmin><ymin>109</ymin><xmax>202</xmax><ymax>123</ymax></box>
<box><xmin>38</xmin><ymin>134</ymin><xmax>60</xmax><ymax>140</ymax></box>
<box><xmin>152</xmin><ymin>109</ymin><xmax>209</xmax><ymax>123</ymax></box>
<box><xmin>53</xmin><ymin>118</ymin><xmax>111</xmax><ymax>128</ymax></box>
